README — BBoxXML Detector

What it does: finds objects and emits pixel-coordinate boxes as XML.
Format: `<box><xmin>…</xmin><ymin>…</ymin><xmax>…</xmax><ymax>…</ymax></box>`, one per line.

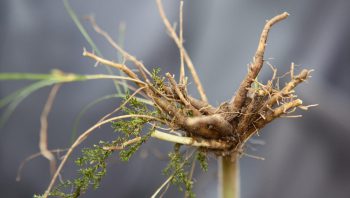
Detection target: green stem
<box><xmin>219</xmin><ymin>155</ymin><xmax>240</xmax><ymax>198</ymax></box>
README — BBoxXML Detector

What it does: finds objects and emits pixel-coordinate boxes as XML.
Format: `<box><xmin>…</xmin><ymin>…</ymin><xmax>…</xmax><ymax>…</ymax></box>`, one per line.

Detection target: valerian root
<box><xmin>82</xmin><ymin>11</ymin><xmax>313</xmax><ymax>156</ymax></box>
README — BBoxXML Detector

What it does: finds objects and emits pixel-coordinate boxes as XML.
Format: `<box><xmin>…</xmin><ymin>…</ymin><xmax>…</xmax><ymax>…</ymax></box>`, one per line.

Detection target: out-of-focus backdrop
<box><xmin>1</xmin><ymin>0</ymin><xmax>350</xmax><ymax>197</ymax></box>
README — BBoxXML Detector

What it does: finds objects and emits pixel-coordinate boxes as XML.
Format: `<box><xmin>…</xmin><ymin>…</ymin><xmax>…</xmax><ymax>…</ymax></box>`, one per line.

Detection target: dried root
<box><xmin>82</xmin><ymin>11</ymin><xmax>313</xmax><ymax>157</ymax></box>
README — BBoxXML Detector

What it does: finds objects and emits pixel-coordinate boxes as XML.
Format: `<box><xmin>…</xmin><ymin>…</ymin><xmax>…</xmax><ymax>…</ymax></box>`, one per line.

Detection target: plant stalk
<box><xmin>218</xmin><ymin>155</ymin><xmax>240</xmax><ymax>198</ymax></box>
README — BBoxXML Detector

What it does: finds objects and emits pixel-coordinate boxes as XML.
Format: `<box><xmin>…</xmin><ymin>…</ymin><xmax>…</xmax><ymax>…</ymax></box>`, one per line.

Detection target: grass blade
<box><xmin>0</xmin><ymin>73</ymin><xmax>52</xmax><ymax>81</ymax></box>
<box><xmin>0</xmin><ymin>80</ymin><xmax>58</xmax><ymax>127</ymax></box>
<box><xmin>62</xmin><ymin>0</ymin><xmax>122</xmax><ymax>94</ymax></box>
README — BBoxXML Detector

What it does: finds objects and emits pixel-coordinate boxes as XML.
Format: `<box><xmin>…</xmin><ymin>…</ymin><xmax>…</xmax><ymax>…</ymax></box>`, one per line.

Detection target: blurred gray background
<box><xmin>1</xmin><ymin>0</ymin><xmax>350</xmax><ymax>197</ymax></box>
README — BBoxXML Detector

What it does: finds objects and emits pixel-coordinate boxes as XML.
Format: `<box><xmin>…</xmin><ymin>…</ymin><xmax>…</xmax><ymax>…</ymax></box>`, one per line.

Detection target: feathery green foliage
<box><xmin>151</xmin><ymin>68</ymin><xmax>166</xmax><ymax>92</ymax></box>
<box><xmin>163</xmin><ymin>144</ymin><xmax>195</xmax><ymax>198</ymax></box>
<box><xmin>46</xmin><ymin>91</ymin><xmax>159</xmax><ymax>197</ymax></box>
<box><xmin>48</xmin><ymin>140</ymin><xmax>115</xmax><ymax>198</ymax></box>
<box><xmin>112</xmin><ymin>92</ymin><xmax>159</xmax><ymax>161</ymax></box>
<box><xmin>196</xmin><ymin>150</ymin><xmax>208</xmax><ymax>172</ymax></box>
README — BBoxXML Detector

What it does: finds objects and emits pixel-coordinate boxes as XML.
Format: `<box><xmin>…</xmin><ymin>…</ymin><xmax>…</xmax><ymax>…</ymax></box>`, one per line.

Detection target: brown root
<box><xmin>82</xmin><ymin>11</ymin><xmax>313</xmax><ymax>156</ymax></box>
